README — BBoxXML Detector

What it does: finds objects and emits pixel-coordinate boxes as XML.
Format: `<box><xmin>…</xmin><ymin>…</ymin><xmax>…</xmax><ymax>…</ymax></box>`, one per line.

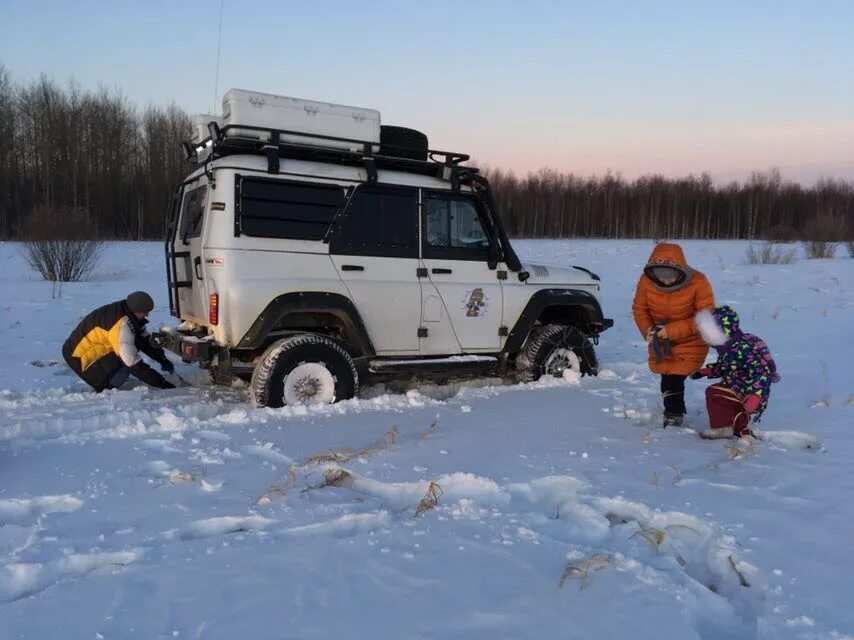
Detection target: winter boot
<box><xmin>663</xmin><ymin>413</ymin><xmax>684</xmax><ymax>428</ymax></box>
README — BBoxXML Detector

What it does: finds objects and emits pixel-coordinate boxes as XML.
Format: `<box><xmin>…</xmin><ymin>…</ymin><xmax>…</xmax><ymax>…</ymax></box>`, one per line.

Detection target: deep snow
<box><xmin>0</xmin><ymin>239</ymin><xmax>852</xmax><ymax>639</ymax></box>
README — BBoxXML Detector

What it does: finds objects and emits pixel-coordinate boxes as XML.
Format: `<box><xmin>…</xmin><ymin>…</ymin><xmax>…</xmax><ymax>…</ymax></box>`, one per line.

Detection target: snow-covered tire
<box><xmin>250</xmin><ymin>335</ymin><xmax>358</xmax><ymax>408</ymax></box>
<box><xmin>514</xmin><ymin>324</ymin><xmax>598</xmax><ymax>383</ymax></box>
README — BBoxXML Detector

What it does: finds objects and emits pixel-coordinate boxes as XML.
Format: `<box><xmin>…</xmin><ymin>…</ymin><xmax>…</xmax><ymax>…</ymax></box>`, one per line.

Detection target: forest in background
<box><xmin>1</xmin><ymin>66</ymin><xmax>851</xmax><ymax>242</ymax></box>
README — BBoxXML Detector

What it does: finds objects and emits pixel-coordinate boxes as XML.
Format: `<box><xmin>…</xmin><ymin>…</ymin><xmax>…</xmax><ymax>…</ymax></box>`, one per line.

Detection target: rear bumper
<box><xmin>154</xmin><ymin>330</ymin><xmax>220</xmax><ymax>364</ymax></box>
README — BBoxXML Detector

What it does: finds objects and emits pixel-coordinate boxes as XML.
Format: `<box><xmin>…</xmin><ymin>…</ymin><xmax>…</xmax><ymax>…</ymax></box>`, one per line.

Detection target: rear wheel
<box><xmin>250</xmin><ymin>335</ymin><xmax>358</xmax><ymax>408</ymax></box>
<box><xmin>515</xmin><ymin>324</ymin><xmax>598</xmax><ymax>383</ymax></box>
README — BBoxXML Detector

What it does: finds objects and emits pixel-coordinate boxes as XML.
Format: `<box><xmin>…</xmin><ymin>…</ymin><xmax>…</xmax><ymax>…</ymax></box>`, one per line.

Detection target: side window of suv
<box><xmin>237</xmin><ymin>177</ymin><xmax>347</xmax><ymax>240</ymax></box>
<box><xmin>423</xmin><ymin>193</ymin><xmax>490</xmax><ymax>260</ymax></box>
<box><xmin>329</xmin><ymin>184</ymin><xmax>419</xmax><ymax>258</ymax></box>
<box><xmin>179</xmin><ymin>184</ymin><xmax>208</xmax><ymax>242</ymax></box>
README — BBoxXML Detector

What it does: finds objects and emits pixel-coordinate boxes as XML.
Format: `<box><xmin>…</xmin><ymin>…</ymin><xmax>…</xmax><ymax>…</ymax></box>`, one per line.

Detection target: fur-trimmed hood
<box><xmin>696</xmin><ymin>305</ymin><xmax>742</xmax><ymax>352</ymax></box>
<box><xmin>644</xmin><ymin>243</ymin><xmax>693</xmax><ymax>291</ymax></box>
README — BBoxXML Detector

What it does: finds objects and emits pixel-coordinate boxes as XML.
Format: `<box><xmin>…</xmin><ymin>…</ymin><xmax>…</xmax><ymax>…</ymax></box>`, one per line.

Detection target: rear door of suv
<box><xmin>172</xmin><ymin>178</ymin><xmax>210</xmax><ymax>324</ymax></box>
<box><xmin>328</xmin><ymin>184</ymin><xmax>423</xmax><ymax>355</ymax></box>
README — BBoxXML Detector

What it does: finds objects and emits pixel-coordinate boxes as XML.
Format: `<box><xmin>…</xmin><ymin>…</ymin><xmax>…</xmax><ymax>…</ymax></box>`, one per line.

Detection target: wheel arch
<box><xmin>503</xmin><ymin>289</ymin><xmax>606</xmax><ymax>354</ymax></box>
<box><xmin>235</xmin><ymin>292</ymin><xmax>375</xmax><ymax>357</ymax></box>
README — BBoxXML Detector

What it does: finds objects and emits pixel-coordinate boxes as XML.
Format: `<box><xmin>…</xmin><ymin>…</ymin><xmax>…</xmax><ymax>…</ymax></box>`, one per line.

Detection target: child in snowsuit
<box><xmin>693</xmin><ymin>305</ymin><xmax>780</xmax><ymax>439</ymax></box>
<box><xmin>632</xmin><ymin>243</ymin><xmax>715</xmax><ymax>427</ymax></box>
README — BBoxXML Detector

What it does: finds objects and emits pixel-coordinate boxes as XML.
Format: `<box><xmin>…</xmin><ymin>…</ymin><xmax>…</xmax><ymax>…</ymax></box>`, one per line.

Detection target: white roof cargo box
<box><xmin>221</xmin><ymin>89</ymin><xmax>381</xmax><ymax>153</ymax></box>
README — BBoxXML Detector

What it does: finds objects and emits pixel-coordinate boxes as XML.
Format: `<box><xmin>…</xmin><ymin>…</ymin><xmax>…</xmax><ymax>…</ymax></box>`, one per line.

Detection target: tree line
<box><xmin>488</xmin><ymin>168</ymin><xmax>852</xmax><ymax>240</ymax></box>
<box><xmin>1</xmin><ymin>64</ymin><xmax>851</xmax><ymax>241</ymax></box>
<box><xmin>0</xmin><ymin>66</ymin><xmax>191</xmax><ymax>240</ymax></box>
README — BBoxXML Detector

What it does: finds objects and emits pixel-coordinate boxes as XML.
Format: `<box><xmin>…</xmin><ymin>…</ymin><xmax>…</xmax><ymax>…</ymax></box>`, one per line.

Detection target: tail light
<box><xmin>209</xmin><ymin>294</ymin><xmax>219</xmax><ymax>325</ymax></box>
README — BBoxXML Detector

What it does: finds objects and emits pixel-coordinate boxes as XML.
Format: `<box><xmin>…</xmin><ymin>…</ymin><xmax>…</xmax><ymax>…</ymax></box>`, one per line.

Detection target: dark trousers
<box><xmin>705</xmin><ymin>384</ymin><xmax>751</xmax><ymax>436</ymax></box>
<box><xmin>660</xmin><ymin>374</ymin><xmax>686</xmax><ymax>416</ymax></box>
<box><xmin>107</xmin><ymin>366</ymin><xmax>130</xmax><ymax>390</ymax></box>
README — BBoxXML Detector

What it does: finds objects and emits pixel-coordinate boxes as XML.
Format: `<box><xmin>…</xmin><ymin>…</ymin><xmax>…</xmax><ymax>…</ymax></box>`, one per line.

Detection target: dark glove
<box><xmin>159</xmin><ymin>358</ymin><xmax>175</xmax><ymax>374</ymax></box>
<box><xmin>130</xmin><ymin>361</ymin><xmax>174</xmax><ymax>390</ymax></box>
<box><xmin>771</xmin><ymin>373</ymin><xmax>781</xmax><ymax>383</ymax></box>
<box><xmin>691</xmin><ymin>367</ymin><xmax>711</xmax><ymax>380</ymax></box>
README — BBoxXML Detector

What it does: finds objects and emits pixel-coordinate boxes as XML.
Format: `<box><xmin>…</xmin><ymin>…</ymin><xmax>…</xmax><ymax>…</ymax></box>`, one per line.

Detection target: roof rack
<box><xmin>184</xmin><ymin>123</ymin><xmax>475</xmax><ymax>182</ymax></box>
<box><xmin>180</xmin><ymin>121</ymin><xmax>523</xmax><ymax>273</ymax></box>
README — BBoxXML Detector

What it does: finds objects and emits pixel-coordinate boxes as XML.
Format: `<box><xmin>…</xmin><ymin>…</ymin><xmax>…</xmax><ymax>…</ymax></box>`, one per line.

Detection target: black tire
<box><xmin>515</xmin><ymin>324</ymin><xmax>598</xmax><ymax>383</ymax></box>
<box><xmin>380</xmin><ymin>125</ymin><xmax>428</xmax><ymax>161</ymax></box>
<box><xmin>250</xmin><ymin>335</ymin><xmax>358</xmax><ymax>408</ymax></box>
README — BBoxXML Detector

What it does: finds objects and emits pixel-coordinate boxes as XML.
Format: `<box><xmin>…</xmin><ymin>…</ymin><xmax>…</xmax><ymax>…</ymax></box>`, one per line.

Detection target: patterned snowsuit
<box><xmin>701</xmin><ymin>306</ymin><xmax>778</xmax><ymax>435</ymax></box>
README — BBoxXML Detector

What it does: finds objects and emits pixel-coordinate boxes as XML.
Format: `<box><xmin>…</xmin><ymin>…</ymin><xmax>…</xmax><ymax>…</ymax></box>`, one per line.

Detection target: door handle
<box><xmin>341</xmin><ymin>264</ymin><xmax>364</xmax><ymax>272</ymax></box>
<box><xmin>431</xmin><ymin>268</ymin><xmax>452</xmax><ymax>274</ymax></box>
<box><xmin>193</xmin><ymin>256</ymin><xmax>203</xmax><ymax>280</ymax></box>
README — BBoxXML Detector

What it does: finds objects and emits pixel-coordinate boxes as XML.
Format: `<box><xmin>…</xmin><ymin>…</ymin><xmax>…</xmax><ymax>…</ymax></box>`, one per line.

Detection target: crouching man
<box><xmin>62</xmin><ymin>291</ymin><xmax>175</xmax><ymax>392</ymax></box>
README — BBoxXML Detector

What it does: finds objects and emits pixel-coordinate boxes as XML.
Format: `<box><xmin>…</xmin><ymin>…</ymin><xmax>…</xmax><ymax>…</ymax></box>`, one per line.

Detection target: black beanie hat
<box><xmin>126</xmin><ymin>291</ymin><xmax>155</xmax><ymax>314</ymax></box>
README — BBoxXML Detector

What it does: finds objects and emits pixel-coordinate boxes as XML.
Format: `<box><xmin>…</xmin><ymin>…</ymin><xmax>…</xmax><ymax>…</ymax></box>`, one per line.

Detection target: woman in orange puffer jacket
<box><xmin>632</xmin><ymin>243</ymin><xmax>715</xmax><ymax>427</ymax></box>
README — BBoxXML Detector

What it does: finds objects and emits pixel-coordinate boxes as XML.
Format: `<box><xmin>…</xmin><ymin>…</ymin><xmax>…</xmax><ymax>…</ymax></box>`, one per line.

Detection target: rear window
<box><xmin>179</xmin><ymin>184</ymin><xmax>208</xmax><ymax>241</ymax></box>
<box><xmin>237</xmin><ymin>177</ymin><xmax>347</xmax><ymax>240</ymax></box>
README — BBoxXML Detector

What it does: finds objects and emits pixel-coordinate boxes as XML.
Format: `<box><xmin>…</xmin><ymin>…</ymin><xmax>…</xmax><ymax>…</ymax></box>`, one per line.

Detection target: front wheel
<box><xmin>515</xmin><ymin>324</ymin><xmax>598</xmax><ymax>383</ymax></box>
<box><xmin>250</xmin><ymin>335</ymin><xmax>358</xmax><ymax>408</ymax></box>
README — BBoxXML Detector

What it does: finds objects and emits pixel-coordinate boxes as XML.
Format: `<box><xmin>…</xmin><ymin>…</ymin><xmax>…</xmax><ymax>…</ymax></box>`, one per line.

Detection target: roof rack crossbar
<box><xmin>184</xmin><ymin>122</ymin><xmax>473</xmax><ymax>177</ymax></box>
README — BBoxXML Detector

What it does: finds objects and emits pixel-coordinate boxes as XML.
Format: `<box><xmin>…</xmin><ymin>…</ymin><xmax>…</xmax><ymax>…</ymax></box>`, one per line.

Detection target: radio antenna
<box><xmin>212</xmin><ymin>0</ymin><xmax>225</xmax><ymax>114</ymax></box>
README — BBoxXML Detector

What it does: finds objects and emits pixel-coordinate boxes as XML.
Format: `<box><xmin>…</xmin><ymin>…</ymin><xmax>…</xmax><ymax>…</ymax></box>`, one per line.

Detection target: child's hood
<box><xmin>696</xmin><ymin>305</ymin><xmax>741</xmax><ymax>347</ymax></box>
<box><xmin>714</xmin><ymin>305</ymin><xmax>741</xmax><ymax>338</ymax></box>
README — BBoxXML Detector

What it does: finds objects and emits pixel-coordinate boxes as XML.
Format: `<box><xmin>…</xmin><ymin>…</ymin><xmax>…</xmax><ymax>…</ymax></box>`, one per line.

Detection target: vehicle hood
<box><xmin>520</xmin><ymin>262</ymin><xmax>599</xmax><ymax>286</ymax></box>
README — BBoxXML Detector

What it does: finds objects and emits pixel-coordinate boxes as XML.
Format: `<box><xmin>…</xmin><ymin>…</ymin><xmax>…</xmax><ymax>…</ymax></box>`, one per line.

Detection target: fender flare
<box><xmin>235</xmin><ymin>292</ymin><xmax>375</xmax><ymax>356</ymax></box>
<box><xmin>503</xmin><ymin>288</ymin><xmax>608</xmax><ymax>354</ymax></box>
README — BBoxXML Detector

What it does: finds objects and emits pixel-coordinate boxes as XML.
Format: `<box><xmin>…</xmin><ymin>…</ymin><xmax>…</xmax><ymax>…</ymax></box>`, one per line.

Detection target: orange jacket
<box><xmin>632</xmin><ymin>243</ymin><xmax>715</xmax><ymax>376</ymax></box>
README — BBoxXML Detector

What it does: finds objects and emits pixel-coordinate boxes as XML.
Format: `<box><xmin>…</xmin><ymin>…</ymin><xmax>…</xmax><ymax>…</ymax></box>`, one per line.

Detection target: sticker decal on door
<box><xmin>463</xmin><ymin>288</ymin><xmax>488</xmax><ymax>317</ymax></box>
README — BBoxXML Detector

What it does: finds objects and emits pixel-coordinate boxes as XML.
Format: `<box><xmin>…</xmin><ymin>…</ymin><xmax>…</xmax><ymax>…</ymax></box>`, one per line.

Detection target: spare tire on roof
<box><xmin>380</xmin><ymin>125</ymin><xmax>428</xmax><ymax>161</ymax></box>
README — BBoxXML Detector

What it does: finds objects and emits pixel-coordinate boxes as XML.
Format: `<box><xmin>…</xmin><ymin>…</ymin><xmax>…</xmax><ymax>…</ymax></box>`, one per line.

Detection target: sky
<box><xmin>1</xmin><ymin>0</ymin><xmax>852</xmax><ymax>184</ymax></box>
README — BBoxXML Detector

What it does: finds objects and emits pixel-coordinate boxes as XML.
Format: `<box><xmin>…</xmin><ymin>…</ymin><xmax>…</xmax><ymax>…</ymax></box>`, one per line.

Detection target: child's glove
<box><xmin>690</xmin><ymin>367</ymin><xmax>711</xmax><ymax>380</ymax></box>
<box><xmin>771</xmin><ymin>373</ymin><xmax>781</xmax><ymax>383</ymax></box>
<box><xmin>743</xmin><ymin>395</ymin><xmax>762</xmax><ymax>413</ymax></box>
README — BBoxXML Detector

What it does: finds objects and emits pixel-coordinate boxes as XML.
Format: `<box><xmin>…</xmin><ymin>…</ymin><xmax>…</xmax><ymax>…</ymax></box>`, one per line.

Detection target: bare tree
<box><xmin>20</xmin><ymin>205</ymin><xmax>103</xmax><ymax>285</ymax></box>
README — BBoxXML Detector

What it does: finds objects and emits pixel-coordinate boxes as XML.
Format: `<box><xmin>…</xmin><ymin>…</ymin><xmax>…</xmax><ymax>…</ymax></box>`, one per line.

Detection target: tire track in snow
<box><xmin>281</xmin><ymin>465</ymin><xmax>766</xmax><ymax>639</ymax></box>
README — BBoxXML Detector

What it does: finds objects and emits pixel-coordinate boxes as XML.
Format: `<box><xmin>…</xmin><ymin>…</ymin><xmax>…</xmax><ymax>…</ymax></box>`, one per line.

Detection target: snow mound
<box><xmin>0</xmin><ymin>495</ymin><xmax>83</xmax><ymax>526</ymax></box>
<box><xmin>0</xmin><ymin>549</ymin><xmax>144</xmax><ymax>602</ymax></box>
<box><xmin>179</xmin><ymin>515</ymin><xmax>276</xmax><ymax>541</ymax></box>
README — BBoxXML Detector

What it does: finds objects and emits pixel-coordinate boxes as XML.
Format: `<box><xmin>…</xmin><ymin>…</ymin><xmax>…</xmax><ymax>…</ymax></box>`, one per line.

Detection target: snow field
<box><xmin>0</xmin><ymin>240</ymin><xmax>852</xmax><ymax>639</ymax></box>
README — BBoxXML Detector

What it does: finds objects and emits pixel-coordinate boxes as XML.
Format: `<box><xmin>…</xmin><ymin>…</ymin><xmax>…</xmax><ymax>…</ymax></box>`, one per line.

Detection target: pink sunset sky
<box><xmin>2</xmin><ymin>1</ymin><xmax>851</xmax><ymax>184</ymax></box>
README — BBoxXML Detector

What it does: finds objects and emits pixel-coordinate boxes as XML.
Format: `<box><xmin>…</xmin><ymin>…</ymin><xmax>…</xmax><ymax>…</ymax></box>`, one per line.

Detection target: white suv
<box><xmin>160</xmin><ymin>90</ymin><xmax>612</xmax><ymax>407</ymax></box>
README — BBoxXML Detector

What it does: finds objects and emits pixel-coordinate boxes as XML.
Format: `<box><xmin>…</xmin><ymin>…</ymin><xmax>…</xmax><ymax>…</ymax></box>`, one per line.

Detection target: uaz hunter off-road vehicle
<box><xmin>160</xmin><ymin>90</ymin><xmax>612</xmax><ymax>407</ymax></box>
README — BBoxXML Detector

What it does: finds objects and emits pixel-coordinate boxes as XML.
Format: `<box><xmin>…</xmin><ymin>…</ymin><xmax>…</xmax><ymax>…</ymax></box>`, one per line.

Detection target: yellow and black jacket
<box><xmin>62</xmin><ymin>300</ymin><xmax>172</xmax><ymax>392</ymax></box>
